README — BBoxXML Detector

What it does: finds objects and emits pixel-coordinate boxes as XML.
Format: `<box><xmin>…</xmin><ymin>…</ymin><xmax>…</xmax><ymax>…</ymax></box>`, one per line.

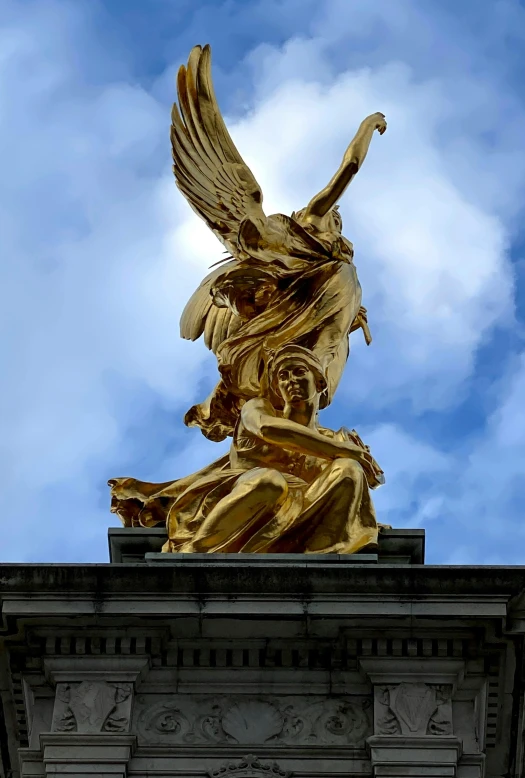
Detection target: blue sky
<box><xmin>1</xmin><ymin>0</ymin><xmax>525</xmax><ymax>564</ymax></box>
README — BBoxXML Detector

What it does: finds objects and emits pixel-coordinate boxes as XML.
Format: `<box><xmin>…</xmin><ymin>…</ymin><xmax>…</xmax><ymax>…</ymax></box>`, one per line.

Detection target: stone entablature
<box><xmin>0</xmin><ymin>555</ymin><xmax>524</xmax><ymax>778</ymax></box>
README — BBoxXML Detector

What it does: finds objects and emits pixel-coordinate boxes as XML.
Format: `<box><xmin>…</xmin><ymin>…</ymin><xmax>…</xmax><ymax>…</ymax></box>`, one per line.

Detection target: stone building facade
<box><xmin>0</xmin><ymin>529</ymin><xmax>524</xmax><ymax>777</ymax></box>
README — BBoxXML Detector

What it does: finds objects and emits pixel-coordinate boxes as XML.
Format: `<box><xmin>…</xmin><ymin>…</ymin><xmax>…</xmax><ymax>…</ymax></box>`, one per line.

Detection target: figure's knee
<box><xmin>239</xmin><ymin>467</ymin><xmax>288</xmax><ymax>501</ymax></box>
<box><xmin>329</xmin><ymin>458</ymin><xmax>364</xmax><ymax>483</ymax></box>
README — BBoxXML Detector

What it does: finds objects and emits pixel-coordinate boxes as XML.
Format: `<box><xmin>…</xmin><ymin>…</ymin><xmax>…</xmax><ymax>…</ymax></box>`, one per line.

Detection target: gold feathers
<box><xmin>171</xmin><ymin>44</ymin><xmax>266</xmax><ymax>254</ymax></box>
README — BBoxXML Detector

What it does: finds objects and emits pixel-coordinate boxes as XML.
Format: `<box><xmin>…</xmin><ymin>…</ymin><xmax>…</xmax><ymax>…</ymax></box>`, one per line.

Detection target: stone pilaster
<box><xmin>35</xmin><ymin>656</ymin><xmax>147</xmax><ymax>777</ymax></box>
<box><xmin>360</xmin><ymin>658</ymin><xmax>484</xmax><ymax>778</ymax></box>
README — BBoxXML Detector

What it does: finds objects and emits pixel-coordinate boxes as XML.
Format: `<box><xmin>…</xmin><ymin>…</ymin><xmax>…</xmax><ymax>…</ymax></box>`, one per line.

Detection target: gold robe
<box><xmin>184</xmin><ymin>215</ymin><xmax>369</xmax><ymax>441</ymax></box>
<box><xmin>109</xmin><ymin>419</ymin><xmax>380</xmax><ymax>556</ymax></box>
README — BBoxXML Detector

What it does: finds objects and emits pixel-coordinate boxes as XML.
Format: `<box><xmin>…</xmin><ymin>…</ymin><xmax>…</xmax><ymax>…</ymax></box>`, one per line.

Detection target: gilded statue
<box><xmin>110</xmin><ymin>346</ymin><xmax>384</xmax><ymax>554</ymax></box>
<box><xmin>172</xmin><ymin>44</ymin><xmax>386</xmax><ymax>442</ymax></box>
<box><xmin>108</xmin><ymin>44</ymin><xmax>388</xmax><ymax>556</ymax></box>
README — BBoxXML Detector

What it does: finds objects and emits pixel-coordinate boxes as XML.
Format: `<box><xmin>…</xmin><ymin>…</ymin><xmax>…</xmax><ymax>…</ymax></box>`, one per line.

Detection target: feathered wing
<box><xmin>172</xmin><ymin>44</ymin><xmax>266</xmax><ymax>351</ymax></box>
<box><xmin>179</xmin><ymin>260</ymin><xmax>242</xmax><ymax>350</ymax></box>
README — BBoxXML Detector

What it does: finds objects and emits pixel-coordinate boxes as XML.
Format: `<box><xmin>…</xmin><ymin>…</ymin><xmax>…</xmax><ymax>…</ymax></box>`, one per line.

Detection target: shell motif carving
<box><xmin>222</xmin><ymin>701</ymin><xmax>283</xmax><ymax>744</ymax></box>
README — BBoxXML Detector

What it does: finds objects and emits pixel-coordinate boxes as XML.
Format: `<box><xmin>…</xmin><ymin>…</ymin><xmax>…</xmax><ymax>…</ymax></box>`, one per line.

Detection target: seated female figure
<box><xmin>172</xmin><ymin>344</ymin><xmax>383</xmax><ymax>554</ymax></box>
<box><xmin>109</xmin><ymin>345</ymin><xmax>383</xmax><ymax>555</ymax></box>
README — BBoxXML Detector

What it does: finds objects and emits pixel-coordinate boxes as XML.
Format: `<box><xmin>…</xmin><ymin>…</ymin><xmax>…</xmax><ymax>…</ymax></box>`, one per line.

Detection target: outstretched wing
<box><xmin>180</xmin><ymin>260</ymin><xmax>242</xmax><ymax>352</ymax></box>
<box><xmin>171</xmin><ymin>44</ymin><xmax>266</xmax><ymax>256</ymax></box>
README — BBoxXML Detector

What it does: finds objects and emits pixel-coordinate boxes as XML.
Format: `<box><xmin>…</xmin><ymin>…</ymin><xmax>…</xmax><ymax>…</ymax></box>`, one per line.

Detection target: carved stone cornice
<box><xmin>43</xmin><ymin>655</ymin><xmax>150</xmax><ymax>684</ymax></box>
<box><xmin>358</xmin><ymin>657</ymin><xmax>465</xmax><ymax>687</ymax></box>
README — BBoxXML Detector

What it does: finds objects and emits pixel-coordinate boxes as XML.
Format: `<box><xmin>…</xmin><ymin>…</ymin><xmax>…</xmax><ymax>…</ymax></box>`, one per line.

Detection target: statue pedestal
<box><xmin>144</xmin><ymin>551</ymin><xmax>381</xmax><ymax>565</ymax></box>
<box><xmin>1</xmin><ymin>532</ymin><xmax>523</xmax><ymax>778</ymax></box>
<box><xmin>108</xmin><ymin>527</ymin><xmax>426</xmax><ymax>565</ymax></box>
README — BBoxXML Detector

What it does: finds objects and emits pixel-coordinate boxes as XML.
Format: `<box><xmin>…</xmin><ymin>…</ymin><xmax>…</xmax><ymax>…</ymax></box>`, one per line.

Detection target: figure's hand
<box><xmin>368</xmin><ymin>112</ymin><xmax>387</xmax><ymax>135</ymax></box>
<box><xmin>357</xmin><ymin>448</ymin><xmax>377</xmax><ymax>470</ymax></box>
<box><xmin>338</xmin><ymin>441</ymin><xmax>375</xmax><ymax>470</ymax></box>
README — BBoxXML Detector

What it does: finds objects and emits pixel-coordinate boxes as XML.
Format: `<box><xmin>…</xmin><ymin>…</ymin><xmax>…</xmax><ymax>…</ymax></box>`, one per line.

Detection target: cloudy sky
<box><xmin>1</xmin><ymin>0</ymin><xmax>525</xmax><ymax>564</ymax></box>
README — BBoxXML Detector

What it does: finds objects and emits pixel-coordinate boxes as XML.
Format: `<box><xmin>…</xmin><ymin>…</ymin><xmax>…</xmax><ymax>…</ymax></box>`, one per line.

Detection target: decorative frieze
<box><xmin>136</xmin><ymin>694</ymin><xmax>371</xmax><ymax>746</ymax></box>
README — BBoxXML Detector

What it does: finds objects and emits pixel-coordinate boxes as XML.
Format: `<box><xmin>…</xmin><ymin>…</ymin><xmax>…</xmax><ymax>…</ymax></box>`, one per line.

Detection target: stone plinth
<box><xmin>108</xmin><ymin>527</ymin><xmax>426</xmax><ymax>565</ymax></box>
<box><xmin>1</xmin><ymin>540</ymin><xmax>524</xmax><ymax>778</ymax></box>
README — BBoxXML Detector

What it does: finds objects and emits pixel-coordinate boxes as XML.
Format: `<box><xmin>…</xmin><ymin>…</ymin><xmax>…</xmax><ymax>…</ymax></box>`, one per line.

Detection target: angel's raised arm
<box><xmin>302</xmin><ymin>112</ymin><xmax>387</xmax><ymax>221</ymax></box>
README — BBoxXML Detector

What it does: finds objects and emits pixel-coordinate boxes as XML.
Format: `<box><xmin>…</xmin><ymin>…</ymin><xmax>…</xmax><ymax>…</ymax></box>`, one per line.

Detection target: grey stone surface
<box><xmin>0</xmin><ymin>552</ymin><xmax>524</xmax><ymax>778</ymax></box>
<box><xmin>145</xmin><ymin>551</ymin><xmax>380</xmax><ymax>565</ymax></box>
<box><xmin>108</xmin><ymin>527</ymin><xmax>425</xmax><ymax>564</ymax></box>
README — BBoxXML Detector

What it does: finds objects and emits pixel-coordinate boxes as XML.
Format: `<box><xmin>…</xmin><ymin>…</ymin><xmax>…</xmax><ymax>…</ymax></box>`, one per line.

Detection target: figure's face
<box><xmin>276</xmin><ymin>358</ymin><xmax>318</xmax><ymax>404</ymax></box>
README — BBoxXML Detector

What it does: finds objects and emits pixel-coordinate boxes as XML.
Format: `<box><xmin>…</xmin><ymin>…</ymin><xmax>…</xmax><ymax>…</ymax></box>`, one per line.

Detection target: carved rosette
<box><xmin>136</xmin><ymin>695</ymin><xmax>371</xmax><ymax>746</ymax></box>
<box><xmin>374</xmin><ymin>683</ymin><xmax>453</xmax><ymax>737</ymax></box>
<box><xmin>52</xmin><ymin>681</ymin><xmax>133</xmax><ymax>734</ymax></box>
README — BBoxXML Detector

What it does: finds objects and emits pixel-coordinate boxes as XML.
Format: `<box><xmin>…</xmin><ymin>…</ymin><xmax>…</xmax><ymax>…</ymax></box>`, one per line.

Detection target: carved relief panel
<box><xmin>51</xmin><ymin>680</ymin><xmax>133</xmax><ymax>734</ymax></box>
<box><xmin>135</xmin><ymin>695</ymin><xmax>372</xmax><ymax>747</ymax></box>
<box><xmin>374</xmin><ymin>683</ymin><xmax>453</xmax><ymax>737</ymax></box>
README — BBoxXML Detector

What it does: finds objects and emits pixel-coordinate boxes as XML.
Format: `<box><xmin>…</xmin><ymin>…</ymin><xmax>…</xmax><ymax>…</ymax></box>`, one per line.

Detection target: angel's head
<box><xmin>294</xmin><ymin>205</ymin><xmax>343</xmax><ymax>235</ymax></box>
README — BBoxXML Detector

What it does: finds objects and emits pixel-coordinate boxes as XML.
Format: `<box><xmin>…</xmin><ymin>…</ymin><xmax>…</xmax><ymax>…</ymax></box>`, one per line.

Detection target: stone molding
<box><xmin>359</xmin><ymin>657</ymin><xmax>465</xmax><ymax>687</ymax></box>
<box><xmin>39</xmin><ymin>733</ymin><xmax>136</xmax><ymax>777</ymax></box>
<box><xmin>43</xmin><ymin>655</ymin><xmax>150</xmax><ymax>683</ymax></box>
<box><xmin>18</xmin><ymin>747</ymin><xmax>46</xmax><ymax>778</ymax></box>
<box><xmin>367</xmin><ymin>735</ymin><xmax>463</xmax><ymax>777</ymax></box>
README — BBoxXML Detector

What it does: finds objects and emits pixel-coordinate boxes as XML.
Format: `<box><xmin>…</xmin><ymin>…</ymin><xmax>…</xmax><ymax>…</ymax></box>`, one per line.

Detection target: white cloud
<box><xmin>453</xmin><ymin>354</ymin><xmax>525</xmax><ymax>543</ymax></box>
<box><xmin>1</xmin><ymin>0</ymin><xmax>524</xmax><ymax>562</ymax></box>
<box><xmin>363</xmin><ymin>423</ymin><xmax>449</xmax><ymax>525</ymax></box>
<box><xmin>357</xmin><ymin>358</ymin><xmax>525</xmax><ymax>564</ymax></box>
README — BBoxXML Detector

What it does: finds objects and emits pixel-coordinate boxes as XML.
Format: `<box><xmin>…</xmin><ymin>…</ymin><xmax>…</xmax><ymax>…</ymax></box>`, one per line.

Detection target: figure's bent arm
<box><xmin>303</xmin><ymin>112</ymin><xmax>386</xmax><ymax>220</ymax></box>
<box><xmin>241</xmin><ymin>399</ymin><xmax>365</xmax><ymax>462</ymax></box>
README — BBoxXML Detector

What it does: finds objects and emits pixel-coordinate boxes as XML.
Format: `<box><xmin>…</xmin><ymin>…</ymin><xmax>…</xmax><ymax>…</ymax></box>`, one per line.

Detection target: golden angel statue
<box><xmin>173</xmin><ymin>44</ymin><xmax>387</xmax><ymax>442</ymax></box>
<box><xmin>108</xmin><ymin>44</ymin><xmax>388</xmax><ymax>557</ymax></box>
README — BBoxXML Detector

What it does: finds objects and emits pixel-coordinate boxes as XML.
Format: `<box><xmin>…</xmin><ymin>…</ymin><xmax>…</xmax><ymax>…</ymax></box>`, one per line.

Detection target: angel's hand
<box><xmin>367</xmin><ymin>112</ymin><xmax>387</xmax><ymax>135</ymax></box>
